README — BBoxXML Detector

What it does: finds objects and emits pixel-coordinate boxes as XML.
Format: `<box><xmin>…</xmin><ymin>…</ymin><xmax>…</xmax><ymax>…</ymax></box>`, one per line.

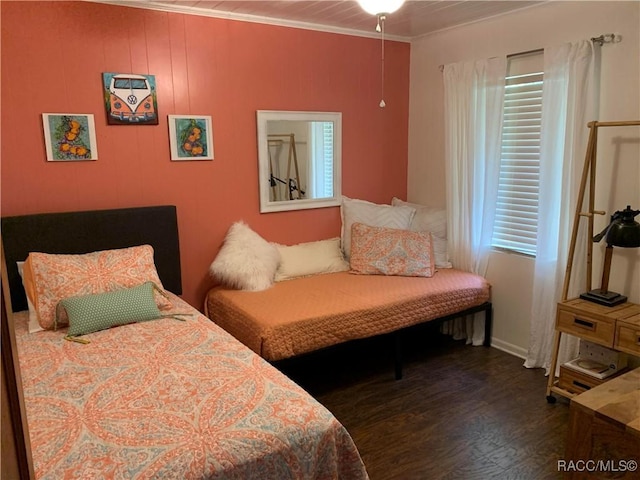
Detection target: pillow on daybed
<box><xmin>349</xmin><ymin>223</ymin><xmax>435</xmax><ymax>277</ymax></box>
<box><xmin>341</xmin><ymin>196</ymin><xmax>416</xmax><ymax>259</ymax></box>
<box><xmin>58</xmin><ymin>281</ymin><xmax>165</xmax><ymax>341</ymax></box>
<box><xmin>210</xmin><ymin>221</ymin><xmax>280</xmax><ymax>291</ymax></box>
<box><xmin>391</xmin><ymin>197</ymin><xmax>452</xmax><ymax>269</ymax></box>
<box><xmin>22</xmin><ymin>245</ymin><xmax>170</xmax><ymax>330</ymax></box>
<box><xmin>273</xmin><ymin>238</ymin><xmax>349</xmax><ymax>281</ymax></box>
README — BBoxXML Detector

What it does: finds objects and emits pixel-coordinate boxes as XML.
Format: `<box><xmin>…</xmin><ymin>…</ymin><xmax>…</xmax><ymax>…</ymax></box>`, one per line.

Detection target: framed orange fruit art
<box><xmin>42</xmin><ymin>113</ymin><xmax>98</xmax><ymax>161</ymax></box>
<box><xmin>168</xmin><ymin>115</ymin><xmax>214</xmax><ymax>161</ymax></box>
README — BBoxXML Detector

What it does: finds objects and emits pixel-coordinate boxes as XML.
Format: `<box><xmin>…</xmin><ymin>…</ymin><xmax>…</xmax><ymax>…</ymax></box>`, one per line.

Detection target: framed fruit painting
<box><xmin>168</xmin><ymin>115</ymin><xmax>214</xmax><ymax>161</ymax></box>
<box><xmin>42</xmin><ymin>113</ymin><xmax>98</xmax><ymax>161</ymax></box>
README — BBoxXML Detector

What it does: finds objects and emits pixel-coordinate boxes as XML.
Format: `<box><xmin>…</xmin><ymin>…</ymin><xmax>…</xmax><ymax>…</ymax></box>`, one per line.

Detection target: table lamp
<box><xmin>580</xmin><ymin>205</ymin><xmax>640</xmax><ymax>306</ymax></box>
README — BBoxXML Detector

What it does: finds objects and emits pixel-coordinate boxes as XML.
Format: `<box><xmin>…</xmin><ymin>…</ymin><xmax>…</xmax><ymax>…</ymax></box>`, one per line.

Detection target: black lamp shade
<box><xmin>606</xmin><ymin>206</ymin><xmax>640</xmax><ymax>248</ymax></box>
<box><xmin>580</xmin><ymin>205</ymin><xmax>640</xmax><ymax>306</ymax></box>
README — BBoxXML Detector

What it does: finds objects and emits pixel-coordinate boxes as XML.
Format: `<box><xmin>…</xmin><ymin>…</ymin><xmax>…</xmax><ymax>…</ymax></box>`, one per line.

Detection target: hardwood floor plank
<box><xmin>278</xmin><ymin>329</ymin><xmax>569</xmax><ymax>479</ymax></box>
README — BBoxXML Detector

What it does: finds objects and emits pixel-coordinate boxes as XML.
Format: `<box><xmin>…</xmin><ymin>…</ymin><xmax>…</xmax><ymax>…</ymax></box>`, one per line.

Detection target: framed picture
<box><xmin>102</xmin><ymin>72</ymin><xmax>158</xmax><ymax>125</ymax></box>
<box><xmin>168</xmin><ymin>115</ymin><xmax>214</xmax><ymax>161</ymax></box>
<box><xmin>42</xmin><ymin>113</ymin><xmax>98</xmax><ymax>161</ymax></box>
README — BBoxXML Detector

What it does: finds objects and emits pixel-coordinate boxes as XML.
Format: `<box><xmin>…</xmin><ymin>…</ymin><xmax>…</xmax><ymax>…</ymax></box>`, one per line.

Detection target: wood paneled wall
<box><xmin>0</xmin><ymin>1</ymin><xmax>411</xmax><ymax>307</ymax></box>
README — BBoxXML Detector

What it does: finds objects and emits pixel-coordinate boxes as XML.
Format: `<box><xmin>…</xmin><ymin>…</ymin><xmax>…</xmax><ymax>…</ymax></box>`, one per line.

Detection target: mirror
<box><xmin>257</xmin><ymin>110</ymin><xmax>342</xmax><ymax>213</ymax></box>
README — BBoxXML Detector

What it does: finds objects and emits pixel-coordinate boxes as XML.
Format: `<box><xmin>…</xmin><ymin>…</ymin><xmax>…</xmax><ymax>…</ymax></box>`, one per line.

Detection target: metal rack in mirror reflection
<box><xmin>267</xmin><ymin>133</ymin><xmax>305</xmax><ymax>202</ymax></box>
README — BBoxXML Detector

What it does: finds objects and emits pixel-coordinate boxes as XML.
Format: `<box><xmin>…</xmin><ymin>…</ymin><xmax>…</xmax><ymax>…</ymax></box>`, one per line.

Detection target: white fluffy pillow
<box><xmin>274</xmin><ymin>238</ymin><xmax>349</xmax><ymax>281</ymax></box>
<box><xmin>391</xmin><ymin>197</ymin><xmax>452</xmax><ymax>268</ymax></box>
<box><xmin>341</xmin><ymin>196</ymin><xmax>416</xmax><ymax>259</ymax></box>
<box><xmin>210</xmin><ymin>221</ymin><xmax>280</xmax><ymax>291</ymax></box>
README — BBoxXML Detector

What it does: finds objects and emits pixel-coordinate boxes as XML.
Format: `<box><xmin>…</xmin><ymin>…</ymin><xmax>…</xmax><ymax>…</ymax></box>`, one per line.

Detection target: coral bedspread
<box><xmin>205</xmin><ymin>269</ymin><xmax>491</xmax><ymax>361</ymax></box>
<box><xmin>15</xmin><ymin>294</ymin><xmax>368</xmax><ymax>480</ymax></box>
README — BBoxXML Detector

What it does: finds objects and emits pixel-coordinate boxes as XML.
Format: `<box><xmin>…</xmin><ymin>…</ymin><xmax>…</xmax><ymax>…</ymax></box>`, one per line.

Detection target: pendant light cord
<box><xmin>379</xmin><ymin>14</ymin><xmax>386</xmax><ymax>108</ymax></box>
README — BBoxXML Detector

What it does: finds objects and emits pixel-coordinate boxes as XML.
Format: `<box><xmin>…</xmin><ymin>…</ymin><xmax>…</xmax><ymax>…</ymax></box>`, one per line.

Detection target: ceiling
<box><xmin>104</xmin><ymin>0</ymin><xmax>547</xmax><ymax>40</ymax></box>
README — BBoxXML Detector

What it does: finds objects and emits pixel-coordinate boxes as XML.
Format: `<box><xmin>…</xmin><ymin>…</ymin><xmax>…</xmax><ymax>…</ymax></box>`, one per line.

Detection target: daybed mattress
<box><xmin>14</xmin><ymin>293</ymin><xmax>368</xmax><ymax>480</ymax></box>
<box><xmin>205</xmin><ymin>269</ymin><xmax>491</xmax><ymax>361</ymax></box>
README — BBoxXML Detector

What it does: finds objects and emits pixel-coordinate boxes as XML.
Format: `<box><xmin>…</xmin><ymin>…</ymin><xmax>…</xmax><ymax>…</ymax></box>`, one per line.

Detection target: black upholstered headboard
<box><xmin>1</xmin><ymin>205</ymin><xmax>182</xmax><ymax>312</ymax></box>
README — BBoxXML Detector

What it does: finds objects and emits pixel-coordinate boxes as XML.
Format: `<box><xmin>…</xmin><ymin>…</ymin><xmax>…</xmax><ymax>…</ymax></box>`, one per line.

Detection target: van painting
<box><xmin>102</xmin><ymin>73</ymin><xmax>158</xmax><ymax>125</ymax></box>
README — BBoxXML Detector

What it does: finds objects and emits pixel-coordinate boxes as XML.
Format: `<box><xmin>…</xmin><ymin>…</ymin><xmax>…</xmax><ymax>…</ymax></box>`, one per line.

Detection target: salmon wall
<box><xmin>0</xmin><ymin>1</ymin><xmax>410</xmax><ymax>307</ymax></box>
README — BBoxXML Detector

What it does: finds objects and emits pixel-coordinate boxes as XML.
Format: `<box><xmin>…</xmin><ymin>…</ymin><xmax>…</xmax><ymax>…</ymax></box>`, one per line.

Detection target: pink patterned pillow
<box><xmin>23</xmin><ymin>245</ymin><xmax>170</xmax><ymax>330</ymax></box>
<box><xmin>349</xmin><ymin>223</ymin><xmax>435</xmax><ymax>277</ymax></box>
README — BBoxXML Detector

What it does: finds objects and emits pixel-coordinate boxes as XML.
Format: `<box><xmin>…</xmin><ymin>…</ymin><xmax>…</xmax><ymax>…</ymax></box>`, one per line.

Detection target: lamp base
<box><xmin>580</xmin><ymin>289</ymin><xmax>627</xmax><ymax>307</ymax></box>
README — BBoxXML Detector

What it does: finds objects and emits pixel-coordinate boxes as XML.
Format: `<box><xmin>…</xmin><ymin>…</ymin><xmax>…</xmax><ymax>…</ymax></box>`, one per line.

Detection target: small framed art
<box><xmin>42</xmin><ymin>113</ymin><xmax>98</xmax><ymax>161</ymax></box>
<box><xmin>168</xmin><ymin>115</ymin><xmax>214</xmax><ymax>161</ymax></box>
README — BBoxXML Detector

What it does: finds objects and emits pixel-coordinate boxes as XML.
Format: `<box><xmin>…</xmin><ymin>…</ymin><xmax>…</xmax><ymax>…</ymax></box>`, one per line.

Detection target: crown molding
<box><xmin>88</xmin><ymin>1</ymin><xmax>411</xmax><ymax>43</ymax></box>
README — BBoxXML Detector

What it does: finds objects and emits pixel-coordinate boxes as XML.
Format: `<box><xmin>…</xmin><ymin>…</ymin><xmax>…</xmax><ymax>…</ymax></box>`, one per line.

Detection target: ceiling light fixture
<box><xmin>357</xmin><ymin>0</ymin><xmax>405</xmax><ymax>16</ymax></box>
<box><xmin>357</xmin><ymin>0</ymin><xmax>406</xmax><ymax>108</ymax></box>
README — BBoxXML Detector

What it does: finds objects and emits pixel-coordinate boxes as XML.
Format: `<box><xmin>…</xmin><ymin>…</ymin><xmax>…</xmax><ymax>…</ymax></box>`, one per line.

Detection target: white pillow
<box><xmin>209</xmin><ymin>221</ymin><xmax>281</xmax><ymax>291</ymax></box>
<box><xmin>391</xmin><ymin>197</ymin><xmax>452</xmax><ymax>269</ymax></box>
<box><xmin>273</xmin><ymin>238</ymin><xmax>349</xmax><ymax>281</ymax></box>
<box><xmin>341</xmin><ymin>197</ymin><xmax>416</xmax><ymax>259</ymax></box>
<box><xmin>16</xmin><ymin>261</ymin><xmax>44</xmax><ymax>333</ymax></box>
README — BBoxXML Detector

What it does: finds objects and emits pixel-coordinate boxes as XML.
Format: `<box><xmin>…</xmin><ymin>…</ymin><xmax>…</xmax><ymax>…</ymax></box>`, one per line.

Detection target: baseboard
<box><xmin>490</xmin><ymin>337</ymin><xmax>527</xmax><ymax>360</ymax></box>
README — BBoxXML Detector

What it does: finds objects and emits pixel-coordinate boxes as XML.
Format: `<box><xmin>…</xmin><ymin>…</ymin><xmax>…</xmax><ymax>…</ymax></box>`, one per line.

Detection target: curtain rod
<box><xmin>438</xmin><ymin>33</ymin><xmax>617</xmax><ymax>72</ymax></box>
<box><xmin>507</xmin><ymin>47</ymin><xmax>543</xmax><ymax>58</ymax></box>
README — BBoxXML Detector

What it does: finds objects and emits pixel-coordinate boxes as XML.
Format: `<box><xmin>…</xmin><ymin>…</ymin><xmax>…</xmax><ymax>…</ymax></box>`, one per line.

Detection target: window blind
<box><xmin>322</xmin><ymin>122</ymin><xmax>334</xmax><ymax>197</ymax></box>
<box><xmin>492</xmin><ymin>71</ymin><xmax>543</xmax><ymax>256</ymax></box>
<box><xmin>312</xmin><ymin>122</ymin><xmax>334</xmax><ymax>198</ymax></box>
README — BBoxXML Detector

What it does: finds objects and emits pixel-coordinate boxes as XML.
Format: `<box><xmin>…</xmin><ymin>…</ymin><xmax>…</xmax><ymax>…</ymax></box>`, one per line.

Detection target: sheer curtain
<box><xmin>524</xmin><ymin>40</ymin><xmax>599</xmax><ymax>373</ymax></box>
<box><xmin>443</xmin><ymin>57</ymin><xmax>506</xmax><ymax>345</ymax></box>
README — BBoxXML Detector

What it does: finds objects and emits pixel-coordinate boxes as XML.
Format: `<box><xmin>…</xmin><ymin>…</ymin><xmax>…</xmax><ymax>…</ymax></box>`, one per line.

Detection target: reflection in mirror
<box><xmin>257</xmin><ymin>111</ymin><xmax>341</xmax><ymax>213</ymax></box>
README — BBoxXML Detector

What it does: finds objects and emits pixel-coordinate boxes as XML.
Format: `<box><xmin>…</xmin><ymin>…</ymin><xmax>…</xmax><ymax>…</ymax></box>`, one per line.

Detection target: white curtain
<box><xmin>443</xmin><ymin>57</ymin><xmax>506</xmax><ymax>346</ymax></box>
<box><xmin>524</xmin><ymin>40</ymin><xmax>599</xmax><ymax>373</ymax></box>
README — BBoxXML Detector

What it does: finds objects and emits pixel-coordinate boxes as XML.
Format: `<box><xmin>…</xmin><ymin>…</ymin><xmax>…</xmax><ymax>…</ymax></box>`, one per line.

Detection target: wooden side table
<box><xmin>563</xmin><ymin>368</ymin><xmax>640</xmax><ymax>479</ymax></box>
<box><xmin>546</xmin><ymin>299</ymin><xmax>640</xmax><ymax>403</ymax></box>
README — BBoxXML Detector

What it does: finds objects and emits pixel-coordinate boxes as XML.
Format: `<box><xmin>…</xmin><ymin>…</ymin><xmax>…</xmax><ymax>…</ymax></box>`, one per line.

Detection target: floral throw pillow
<box><xmin>23</xmin><ymin>245</ymin><xmax>169</xmax><ymax>330</ymax></box>
<box><xmin>349</xmin><ymin>223</ymin><xmax>435</xmax><ymax>277</ymax></box>
<box><xmin>391</xmin><ymin>197</ymin><xmax>452</xmax><ymax>268</ymax></box>
<box><xmin>340</xmin><ymin>196</ymin><xmax>416</xmax><ymax>260</ymax></box>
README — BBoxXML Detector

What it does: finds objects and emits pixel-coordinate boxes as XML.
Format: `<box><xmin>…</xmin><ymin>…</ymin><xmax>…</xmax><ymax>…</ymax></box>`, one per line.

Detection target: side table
<box><xmin>546</xmin><ymin>298</ymin><xmax>640</xmax><ymax>403</ymax></box>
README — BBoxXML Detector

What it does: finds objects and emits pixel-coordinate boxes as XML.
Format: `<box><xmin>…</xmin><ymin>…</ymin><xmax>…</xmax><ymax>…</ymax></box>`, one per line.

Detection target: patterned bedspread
<box><xmin>205</xmin><ymin>269</ymin><xmax>491</xmax><ymax>361</ymax></box>
<box><xmin>14</xmin><ymin>294</ymin><xmax>368</xmax><ymax>480</ymax></box>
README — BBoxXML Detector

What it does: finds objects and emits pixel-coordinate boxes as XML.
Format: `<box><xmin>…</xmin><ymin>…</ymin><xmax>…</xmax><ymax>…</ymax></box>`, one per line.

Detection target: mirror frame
<box><xmin>257</xmin><ymin>110</ymin><xmax>342</xmax><ymax>213</ymax></box>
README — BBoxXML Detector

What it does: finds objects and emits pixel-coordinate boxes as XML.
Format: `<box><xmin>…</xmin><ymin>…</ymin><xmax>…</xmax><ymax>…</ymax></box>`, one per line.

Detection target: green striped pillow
<box><xmin>58</xmin><ymin>282</ymin><xmax>163</xmax><ymax>340</ymax></box>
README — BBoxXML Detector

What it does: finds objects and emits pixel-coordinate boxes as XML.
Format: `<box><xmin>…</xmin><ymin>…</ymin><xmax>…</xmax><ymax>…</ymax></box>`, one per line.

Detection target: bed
<box><xmin>204</xmin><ymin>197</ymin><xmax>492</xmax><ymax>379</ymax></box>
<box><xmin>1</xmin><ymin>206</ymin><xmax>368</xmax><ymax>480</ymax></box>
<box><xmin>205</xmin><ymin>268</ymin><xmax>492</xmax><ymax>379</ymax></box>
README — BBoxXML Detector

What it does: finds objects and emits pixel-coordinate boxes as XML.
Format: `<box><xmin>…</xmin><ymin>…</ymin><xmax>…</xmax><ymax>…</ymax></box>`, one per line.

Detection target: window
<box><xmin>310</xmin><ymin>121</ymin><xmax>334</xmax><ymax>198</ymax></box>
<box><xmin>492</xmin><ymin>53</ymin><xmax>544</xmax><ymax>256</ymax></box>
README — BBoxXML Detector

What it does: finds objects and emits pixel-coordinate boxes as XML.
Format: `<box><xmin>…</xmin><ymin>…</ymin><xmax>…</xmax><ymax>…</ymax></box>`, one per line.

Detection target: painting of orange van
<box><xmin>102</xmin><ymin>73</ymin><xmax>158</xmax><ymax>125</ymax></box>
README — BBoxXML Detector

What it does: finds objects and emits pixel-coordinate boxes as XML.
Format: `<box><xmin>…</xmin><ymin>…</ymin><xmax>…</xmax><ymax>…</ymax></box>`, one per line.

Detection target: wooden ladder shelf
<box><xmin>546</xmin><ymin>120</ymin><xmax>640</xmax><ymax>403</ymax></box>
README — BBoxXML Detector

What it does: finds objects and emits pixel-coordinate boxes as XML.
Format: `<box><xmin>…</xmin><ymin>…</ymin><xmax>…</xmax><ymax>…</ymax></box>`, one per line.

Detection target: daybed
<box><xmin>205</xmin><ymin>196</ymin><xmax>492</xmax><ymax>379</ymax></box>
<box><xmin>1</xmin><ymin>206</ymin><xmax>368</xmax><ymax>480</ymax></box>
<box><xmin>205</xmin><ymin>269</ymin><xmax>491</xmax><ymax>379</ymax></box>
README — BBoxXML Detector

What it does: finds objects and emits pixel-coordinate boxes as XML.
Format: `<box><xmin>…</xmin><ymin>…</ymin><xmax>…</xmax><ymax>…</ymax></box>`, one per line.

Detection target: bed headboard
<box><xmin>1</xmin><ymin>205</ymin><xmax>182</xmax><ymax>312</ymax></box>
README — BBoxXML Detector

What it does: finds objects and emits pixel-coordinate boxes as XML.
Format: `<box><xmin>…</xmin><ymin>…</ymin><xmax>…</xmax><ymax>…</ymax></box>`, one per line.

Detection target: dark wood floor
<box><xmin>277</xmin><ymin>325</ymin><xmax>570</xmax><ymax>480</ymax></box>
